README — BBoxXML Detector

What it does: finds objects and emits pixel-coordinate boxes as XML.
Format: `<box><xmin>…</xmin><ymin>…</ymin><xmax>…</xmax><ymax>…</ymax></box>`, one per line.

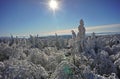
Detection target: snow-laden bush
<box><xmin>114</xmin><ymin>57</ymin><xmax>120</xmax><ymax>78</ymax></box>
<box><xmin>50</xmin><ymin>61</ymin><xmax>83</xmax><ymax>79</ymax></box>
<box><xmin>112</xmin><ymin>44</ymin><xmax>120</xmax><ymax>54</ymax></box>
<box><xmin>53</xmin><ymin>53</ymin><xmax>66</xmax><ymax>64</ymax></box>
<box><xmin>46</xmin><ymin>60</ymin><xmax>58</xmax><ymax>73</ymax></box>
<box><xmin>82</xmin><ymin>65</ymin><xmax>98</xmax><ymax>79</ymax></box>
<box><xmin>104</xmin><ymin>46</ymin><xmax>113</xmax><ymax>55</ymax></box>
<box><xmin>110</xmin><ymin>52</ymin><xmax>120</xmax><ymax>62</ymax></box>
<box><xmin>107</xmin><ymin>73</ymin><xmax>119</xmax><ymax>79</ymax></box>
<box><xmin>43</xmin><ymin>47</ymin><xmax>57</xmax><ymax>56</ymax></box>
<box><xmin>99</xmin><ymin>50</ymin><xmax>109</xmax><ymax>57</ymax></box>
<box><xmin>10</xmin><ymin>47</ymin><xmax>26</xmax><ymax>60</ymax></box>
<box><xmin>93</xmin><ymin>50</ymin><xmax>117</xmax><ymax>75</ymax></box>
<box><xmin>114</xmin><ymin>58</ymin><xmax>120</xmax><ymax>69</ymax></box>
<box><xmin>94</xmin><ymin>73</ymin><xmax>119</xmax><ymax>79</ymax></box>
<box><xmin>45</xmin><ymin>51</ymin><xmax>66</xmax><ymax>72</ymax></box>
<box><xmin>3</xmin><ymin>59</ymin><xmax>48</xmax><ymax>79</ymax></box>
<box><xmin>86</xmin><ymin>36</ymin><xmax>96</xmax><ymax>50</ymax></box>
<box><xmin>76</xmin><ymin>54</ymin><xmax>88</xmax><ymax>67</ymax></box>
<box><xmin>96</xmin><ymin>37</ymin><xmax>105</xmax><ymax>49</ymax></box>
<box><xmin>81</xmin><ymin>65</ymin><xmax>119</xmax><ymax>79</ymax></box>
<box><xmin>0</xmin><ymin>46</ymin><xmax>13</xmax><ymax>61</ymax></box>
<box><xmin>27</xmin><ymin>48</ymin><xmax>48</xmax><ymax>67</ymax></box>
<box><xmin>0</xmin><ymin>45</ymin><xmax>27</xmax><ymax>61</ymax></box>
<box><xmin>109</xmin><ymin>36</ymin><xmax>120</xmax><ymax>47</ymax></box>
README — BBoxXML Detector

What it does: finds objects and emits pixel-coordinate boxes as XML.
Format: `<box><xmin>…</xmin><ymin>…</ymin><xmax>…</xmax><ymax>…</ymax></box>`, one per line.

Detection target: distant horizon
<box><xmin>0</xmin><ymin>32</ymin><xmax>120</xmax><ymax>38</ymax></box>
<box><xmin>0</xmin><ymin>23</ymin><xmax>120</xmax><ymax>38</ymax></box>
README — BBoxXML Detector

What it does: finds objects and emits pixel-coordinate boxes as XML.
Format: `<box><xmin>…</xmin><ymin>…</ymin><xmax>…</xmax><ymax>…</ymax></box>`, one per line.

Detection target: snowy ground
<box><xmin>0</xmin><ymin>34</ymin><xmax>120</xmax><ymax>79</ymax></box>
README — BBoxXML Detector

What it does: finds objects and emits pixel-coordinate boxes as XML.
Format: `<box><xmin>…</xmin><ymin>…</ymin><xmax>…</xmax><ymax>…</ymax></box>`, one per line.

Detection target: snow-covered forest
<box><xmin>0</xmin><ymin>20</ymin><xmax>120</xmax><ymax>79</ymax></box>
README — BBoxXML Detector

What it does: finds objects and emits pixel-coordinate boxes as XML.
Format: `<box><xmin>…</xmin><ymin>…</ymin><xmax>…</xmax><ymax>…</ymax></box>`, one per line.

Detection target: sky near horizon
<box><xmin>0</xmin><ymin>0</ymin><xmax>120</xmax><ymax>37</ymax></box>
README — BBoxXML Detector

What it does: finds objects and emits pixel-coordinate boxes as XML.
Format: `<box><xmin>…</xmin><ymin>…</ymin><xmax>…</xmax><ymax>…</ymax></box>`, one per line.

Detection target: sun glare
<box><xmin>49</xmin><ymin>0</ymin><xmax>58</xmax><ymax>11</ymax></box>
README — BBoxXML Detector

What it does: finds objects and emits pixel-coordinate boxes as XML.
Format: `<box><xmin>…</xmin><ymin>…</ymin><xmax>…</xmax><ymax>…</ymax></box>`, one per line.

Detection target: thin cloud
<box><xmin>1</xmin><ymin>24</ymin><xmax>120</xmax><ymax>37</ymax></box>
<box><xmin>46</xmin><ymin>24</ymin><xmax>120</xmax><ymax>35</ymax></box>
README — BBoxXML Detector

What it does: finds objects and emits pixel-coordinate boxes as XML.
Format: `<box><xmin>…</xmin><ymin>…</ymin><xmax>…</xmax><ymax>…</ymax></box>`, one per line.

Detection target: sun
<box><xmin>49</xmin><ymin>0</ymin><xmax>58</xmax><ymax>11</ymax></box>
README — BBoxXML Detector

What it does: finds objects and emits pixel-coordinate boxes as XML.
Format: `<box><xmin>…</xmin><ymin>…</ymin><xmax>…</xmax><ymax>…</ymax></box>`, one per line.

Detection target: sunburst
<box><xmin>49</xmin><ymin>0</ymin><xmax>58</xmax><ymax>11</ymax></box>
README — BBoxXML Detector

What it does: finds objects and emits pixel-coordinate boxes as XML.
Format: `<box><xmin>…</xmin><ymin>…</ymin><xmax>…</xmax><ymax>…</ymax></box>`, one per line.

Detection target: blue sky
<box><xmin>0</xmin><ymin>0</ymin><xmax>120</xmax><ymax>36</ymax></box>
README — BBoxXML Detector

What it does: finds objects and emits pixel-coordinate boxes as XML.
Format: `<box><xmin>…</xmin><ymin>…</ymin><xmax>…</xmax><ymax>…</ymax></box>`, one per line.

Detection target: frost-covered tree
<box><xmin>76</xmin><ymin>19</ymin><xmax>86</xmax><ymax>52</ymax></box>
<box><xmin>71</xmin><ymin>30</ymin><xmax>76</xmax><ymax>40</ymax></box>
